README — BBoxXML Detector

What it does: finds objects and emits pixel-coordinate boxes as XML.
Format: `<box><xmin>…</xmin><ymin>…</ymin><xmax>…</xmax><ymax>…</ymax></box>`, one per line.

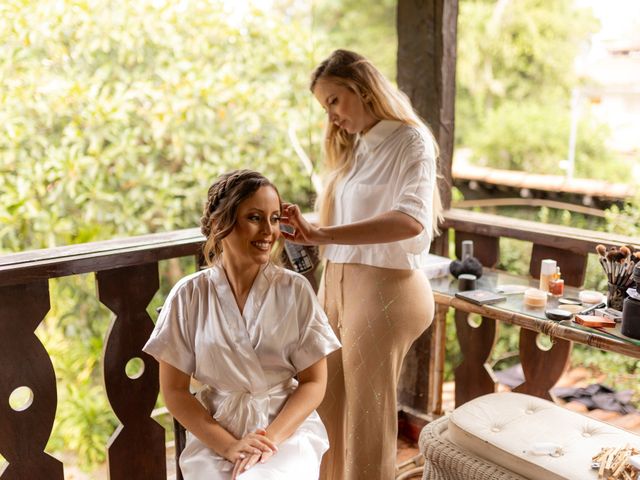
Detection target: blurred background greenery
<box><xmin>1</xmin><ymin>0</ymin><xmax>638</xmax><ymax>472</ymax></box>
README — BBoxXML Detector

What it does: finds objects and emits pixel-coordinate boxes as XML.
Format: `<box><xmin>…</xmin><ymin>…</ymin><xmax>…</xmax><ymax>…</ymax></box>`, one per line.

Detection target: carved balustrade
<box><xmin>1</xmin><ymin>210</ymin><xmax>638</xmax><ymax>475</ymax></box>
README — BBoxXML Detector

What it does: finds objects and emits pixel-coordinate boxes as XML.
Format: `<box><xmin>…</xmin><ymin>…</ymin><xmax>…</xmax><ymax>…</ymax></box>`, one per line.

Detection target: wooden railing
<box><xmin>0</xmin><ymin>229</ymin><xmax>204</xmax><ymax>479</ymax></box>
<box><xmin>1</xmin><ymin>209</ymin><xmax>637</xmax><ymax>477</ymax></box>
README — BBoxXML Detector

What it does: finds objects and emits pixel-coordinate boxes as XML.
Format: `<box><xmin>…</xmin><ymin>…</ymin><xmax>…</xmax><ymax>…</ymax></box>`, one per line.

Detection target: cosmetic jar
<box><xmin>458</xmin><ymin>273</ymin><xmax>477</xmax><ymax>291</ymax></box>
<box><xmin>558</xmin><ymin>304</ymin><xmax>583</xmax><ymax>314</ymax></box>
<box><xmin>579</xmin><ymin>290</ymin><xmax>604</xmax><ymax>305</ymax></box>
<box><xmin>524</xmin><ymin>288</ymin><xmax>547</xmax><ymax>308</ymax></box>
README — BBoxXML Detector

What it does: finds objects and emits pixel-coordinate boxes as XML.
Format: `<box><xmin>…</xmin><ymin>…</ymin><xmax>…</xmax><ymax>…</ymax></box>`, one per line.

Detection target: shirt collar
<box><xmin>359</xmin><ymin>119</ymin><xmax>402</xmax><ymax>152</ymax></box>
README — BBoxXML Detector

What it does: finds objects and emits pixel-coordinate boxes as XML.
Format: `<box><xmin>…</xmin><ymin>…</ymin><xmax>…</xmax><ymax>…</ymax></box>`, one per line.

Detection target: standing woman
<box><xmin>281</xmin><ymin>49</ymin><xmax>442</xmax><ymax>480</ymax></box>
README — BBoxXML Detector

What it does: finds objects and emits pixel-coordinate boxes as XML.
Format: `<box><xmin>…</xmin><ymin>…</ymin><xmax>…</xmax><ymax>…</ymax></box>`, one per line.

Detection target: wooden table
<box><xmin>427</xmin><ymin>270</ymin><xmax>640</xmax><ymax>413</ymax></box>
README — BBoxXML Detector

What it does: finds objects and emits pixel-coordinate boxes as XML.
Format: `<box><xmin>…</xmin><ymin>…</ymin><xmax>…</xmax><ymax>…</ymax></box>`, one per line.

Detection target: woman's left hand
<box><xmin>280</xmin><ymin>203</ymin><xmax>324</xmax><ymax>245</ymax></box>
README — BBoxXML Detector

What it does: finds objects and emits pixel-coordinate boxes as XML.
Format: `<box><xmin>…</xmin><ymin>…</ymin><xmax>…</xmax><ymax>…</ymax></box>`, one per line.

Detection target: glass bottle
<box><xmin>539</xmin><ymin>259</ymin><xmax>557</xmax><ymax>292</ymax></box>
<box><xmin>549</xmin><ymin>267</ymin><xmax>564</xmax><ymax>297</ymax></box>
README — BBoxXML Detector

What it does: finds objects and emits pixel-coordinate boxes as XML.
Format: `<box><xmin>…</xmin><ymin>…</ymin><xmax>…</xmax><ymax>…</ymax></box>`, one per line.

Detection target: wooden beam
<box><xmin>396</xmin><ymin>0</ymin><xmax>458</xmax><ymax>417</ymax></box>
<box><xmin>397</xmin><ymin>0</ymin><xmax>458</xmax><ymax>210</ymax></box>
<box><xmin>442</xmin><ymin>208</ymin><xmax>640</xmax><ymax>254</ymax></box>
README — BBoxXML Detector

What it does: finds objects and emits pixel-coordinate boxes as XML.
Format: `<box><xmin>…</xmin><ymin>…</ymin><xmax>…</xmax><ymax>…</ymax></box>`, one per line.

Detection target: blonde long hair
<box><xmin>310</xmin><ymin>49</ymin><xmax>443</xmax><ymax>234</ymax></box>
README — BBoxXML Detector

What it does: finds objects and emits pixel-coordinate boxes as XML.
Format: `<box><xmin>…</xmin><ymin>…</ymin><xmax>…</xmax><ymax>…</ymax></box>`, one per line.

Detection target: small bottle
<box><xmin>461</xmin><ymin>240</ymin><xmax>474</xmax><ymax>261</ymax></box>
<box><xmin>549</xmin><ymin>267</ymin><xmax>564</xmax><ymax>297</ymax></box>
<box><xmin>539</xmin><ymin>259</ymin><xmax>557</xmax><ymax>292</ymax></box>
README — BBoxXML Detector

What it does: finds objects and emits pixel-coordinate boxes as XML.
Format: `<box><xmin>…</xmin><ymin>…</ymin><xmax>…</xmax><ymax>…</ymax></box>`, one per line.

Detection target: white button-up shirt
<box><xmin>323</xmin><ymin>119</ymin><xmax>437</xmax><ymax>270</ymax></box>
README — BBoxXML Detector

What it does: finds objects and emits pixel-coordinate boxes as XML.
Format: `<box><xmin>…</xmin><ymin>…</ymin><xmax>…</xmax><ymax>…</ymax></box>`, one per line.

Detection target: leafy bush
<box><xmin>0</xmin><ymin>0</ymin><xmax>321</xmax><ymax>254</ymax></box>
<box><xmin>467</xmin><ymin>101</ymin><xmax>620</xmax><ymax>178</ymax></box>
<box><xmin>1</xmin><ymin>0</ymin><xmax>331</xmax><ymax>471</ymax></box>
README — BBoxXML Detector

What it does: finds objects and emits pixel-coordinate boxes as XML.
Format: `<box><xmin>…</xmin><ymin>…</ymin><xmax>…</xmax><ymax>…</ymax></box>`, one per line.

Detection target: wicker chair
<box><xmin>419</xmin><ymin>417</ymin><xmax>527</xmax><ymax>480</ymax></box>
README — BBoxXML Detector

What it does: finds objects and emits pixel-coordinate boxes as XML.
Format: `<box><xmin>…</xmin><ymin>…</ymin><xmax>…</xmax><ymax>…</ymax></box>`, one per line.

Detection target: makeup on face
<box><xmin>313</xmin><ymin>79</ymin><xmax>377</xmax><ymax>134</ymax></box>
<box><xmin>221</xmin><ymin>186</ymin><xmax>281</xmax><ymax>267</ymax></box>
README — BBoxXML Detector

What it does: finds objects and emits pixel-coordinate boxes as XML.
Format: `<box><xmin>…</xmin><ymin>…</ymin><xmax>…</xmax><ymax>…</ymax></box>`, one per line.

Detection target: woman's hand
<box><xmin>231</xmin><ymin>450</ymin><xmax>275</xmax><ymax>479</ymax></box>
<box><xmin>229</xmin><ymin>429</ymin><xmax>276</xmax><ymax>478</ymax></box>
<box><xmin>222</xmin><ymin>429</ymin><xmax>277</xmax><ymax>464</ymax></box>
<box><xmin>280</xmin><ymin>203</ymin><xmax>325</xmax><ymax>245</ymax></box>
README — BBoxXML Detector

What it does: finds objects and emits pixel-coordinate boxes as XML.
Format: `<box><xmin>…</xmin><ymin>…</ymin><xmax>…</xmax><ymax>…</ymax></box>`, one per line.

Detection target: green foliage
<box><xmin>457</xmin><ymin>0</ymin><xmax>595</xmax><ymax>109</ymax></box>
<box><xmin>467</xmin><ymin>100</ymin><xmax>618</xmax><ymax>176</ymax></box>
<box><xmin>0</xmin><ymin>0</ymin><xmax>317</xmax><ymax>253</ymax></box>
<box><xmin>605</xmin><ymin>194</ymin><xmax>640</xmax><ymax>238</ymax></box>
<box><xmin>311</xmin><ymin>0</ymin><xmax>397</xmax><ymax>80</ymax></box>
<box><xmin>455</xmin><ymin>0</ymin><xmax>615</xmax><ymax>178</ymax></box>
<box><xmin>1</xmin><ymin>0</ymin><xmax>326</xmax><ymax>471</ymax></box>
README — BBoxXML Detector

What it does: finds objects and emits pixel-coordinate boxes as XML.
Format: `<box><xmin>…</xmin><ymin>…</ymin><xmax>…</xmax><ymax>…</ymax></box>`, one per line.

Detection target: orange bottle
<box><xmin>549</xmin><ymin>267</ymin><xmax>564</xmax><ymax>297</ymax></box>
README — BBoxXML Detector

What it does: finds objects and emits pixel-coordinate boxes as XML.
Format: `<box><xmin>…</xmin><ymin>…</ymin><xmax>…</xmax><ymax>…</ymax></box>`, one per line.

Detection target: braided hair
<box><xmin>200</xmin><ymin>169</ymin><xmax>279</xmax><ymax>266</ymax></box>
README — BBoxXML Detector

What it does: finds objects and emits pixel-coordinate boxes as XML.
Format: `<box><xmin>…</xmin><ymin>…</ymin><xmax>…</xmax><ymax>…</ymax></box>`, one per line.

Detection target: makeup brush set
<box><xmin>596</xmin><ymin>244</ymin><xmax>640</xmax><ymax>311</ymax></box>
<box><xmin>595</xmin><ymin>244</ymin><xmax>640</xmax><ymax>290</ymax></box>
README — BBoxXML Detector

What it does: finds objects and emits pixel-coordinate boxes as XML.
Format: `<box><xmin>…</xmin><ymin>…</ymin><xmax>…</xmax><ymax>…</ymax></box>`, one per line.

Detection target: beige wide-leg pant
<box><xmin>318</xmin><ymin>262</ymin><xmax>434</xmax><ymax>480</ymax></box>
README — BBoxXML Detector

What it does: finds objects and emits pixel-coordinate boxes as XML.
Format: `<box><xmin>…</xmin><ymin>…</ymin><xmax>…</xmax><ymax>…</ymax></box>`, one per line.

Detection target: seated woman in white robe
<box><xmin>143</xmin><ymin>169</ymin><xmax>341</xmax><ymax>480</ymax></box>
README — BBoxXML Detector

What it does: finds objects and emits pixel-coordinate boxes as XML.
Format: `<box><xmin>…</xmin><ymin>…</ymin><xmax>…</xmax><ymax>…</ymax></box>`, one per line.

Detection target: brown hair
<box><xmin>200</xmin><ymin>169</ymin><xmax>280</xmax><ymax>266</ymax></box>
<box><xmin>310</xmin><ymin>49</ymin><xmax>442</xmax><ymax>234</ymax></box>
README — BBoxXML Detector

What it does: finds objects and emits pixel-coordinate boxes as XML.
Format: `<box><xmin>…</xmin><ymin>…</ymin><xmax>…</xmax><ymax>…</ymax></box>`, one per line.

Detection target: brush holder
<box><xmin>607</xmin><ymin>282</ymin><xmax>626</xmax><ymax>311</ymax></box>
<box><xmin>621</xmin><ymin>296</ymin><xmax>640</xmax><ymax>340</ymax></box>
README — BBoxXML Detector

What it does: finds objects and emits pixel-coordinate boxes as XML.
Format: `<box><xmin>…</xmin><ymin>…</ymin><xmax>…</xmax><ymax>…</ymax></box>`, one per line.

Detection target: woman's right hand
<box><xmin>222</xmin><ymin>429</ymin><xmax>278</xmax><ymax>463</ymax></box>
<box><xmin>231</xmin><ymin>449</ymin><xmax>275</xmax><ymax>479</ymax></box>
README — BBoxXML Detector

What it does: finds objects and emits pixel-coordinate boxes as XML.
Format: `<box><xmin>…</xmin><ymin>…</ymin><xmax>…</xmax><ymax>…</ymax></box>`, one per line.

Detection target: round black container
<box><xmin>621</xmin><ymin>296</ymin><xmax>640</xmax><ymax>340</ymax></box>
<box><xmin>458</xmin><ymin>274</ymin><xmax>477</xmax><ymax>291</ymax></box>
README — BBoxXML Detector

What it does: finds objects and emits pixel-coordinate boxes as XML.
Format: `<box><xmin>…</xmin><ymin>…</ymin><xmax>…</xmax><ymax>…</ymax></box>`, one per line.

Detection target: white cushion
<box><xmin>449</xmin><ymin>392</ymin><xmax>640</xmax><ymax>480</ymax></box>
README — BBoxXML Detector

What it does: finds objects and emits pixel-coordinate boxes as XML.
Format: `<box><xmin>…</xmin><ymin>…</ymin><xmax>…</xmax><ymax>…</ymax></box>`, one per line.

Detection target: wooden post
<box><xmin>0</xmin><ymin>281</ymin><xmax>64</xmax><ymax>479</ymax></box>
<box><xmin>396</xmin><ymin>0</ymin><xmax>458</xmax><ymax>416</ymax></box>
<box><xmin>397</xmin><ymin>0</ymin><xmax>458</xmax><ymax>213</ymax></box>
<box><xmin>97</xmin><ymin>263</ymin><xmax>166</xmax><ymax>480</ymax></box>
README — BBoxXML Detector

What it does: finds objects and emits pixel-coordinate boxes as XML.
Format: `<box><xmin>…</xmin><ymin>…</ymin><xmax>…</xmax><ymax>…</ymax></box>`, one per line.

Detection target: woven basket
<box><xmin>419</xmin><ymin>417</ymin><xmax>528</xmax><ymax>480</ymax></box>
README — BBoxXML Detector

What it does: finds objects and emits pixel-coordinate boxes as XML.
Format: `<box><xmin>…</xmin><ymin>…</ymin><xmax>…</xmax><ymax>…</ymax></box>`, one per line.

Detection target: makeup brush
<box><xmin>606</xmin><ymin>250</ymin><xmax>618</xmax><ymax>283</ymax></box>
<box><xmin>613</xmin><ymin>246</ymin><xmax>635</xmax><ymax>287</ymax></box>
<box><xmin>596</xmin><ymin>244</ymin><xmax>609</xmax><ymax>276</ymax></box>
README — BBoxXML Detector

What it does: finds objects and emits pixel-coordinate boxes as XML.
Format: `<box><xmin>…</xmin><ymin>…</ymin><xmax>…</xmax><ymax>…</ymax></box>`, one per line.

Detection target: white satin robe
<box><xmin>143</xmin><ymin>262</ymin><xmax>341</xmax><ymax>480</ymax></box>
